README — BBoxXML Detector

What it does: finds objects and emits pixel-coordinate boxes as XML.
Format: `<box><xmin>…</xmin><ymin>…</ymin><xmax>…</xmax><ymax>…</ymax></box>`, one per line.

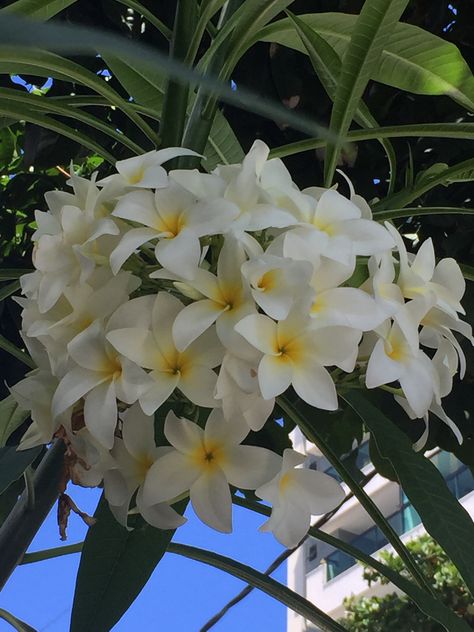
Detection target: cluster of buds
<box><xmin>10</xmin><ymin>141</ymin><xmax>472</xmax><ymax>548</ymax></box>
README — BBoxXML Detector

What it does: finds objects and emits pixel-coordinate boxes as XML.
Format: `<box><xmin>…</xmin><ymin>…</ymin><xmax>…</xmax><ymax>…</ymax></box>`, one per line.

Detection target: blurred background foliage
<box><xmin>0</xmin><ymin>0</ymin><xmax>473</xmax><ymax>471</ymax></box>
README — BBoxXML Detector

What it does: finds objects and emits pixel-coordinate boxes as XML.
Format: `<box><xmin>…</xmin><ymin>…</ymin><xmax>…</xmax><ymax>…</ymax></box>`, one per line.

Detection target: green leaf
<box><xmin>235</xmin><ymin>497</ymin><xmax>474</xmax><ymax>632</ymax></box>
<box><xmin>0</xmin><ymin>101</ymin><xmax>116</xmax><ymax>164</ymax></box>
<box><xmin>258</xmin><ymin>13</ymin><xmax>474</xmax><ymax>111</ymax></box>
<box><xmin>71</xmin><ymin>495</ymin><xmax>186</xmax><ymax>632</ymax></box>
<box><xmin>0</xmin><ymin>88</ymin><xmax>144</xmax><ymax>155</ymax></box>
<box><xmin>0</xmin><ymin>334</ymin><xmax>35</xmax><ymax>369</ymax></box>
<box><xmin>0</xmin><ymin>47</ymin><xmax>159</xmax><ymax>145</ymax></box>
<box><xmin>374</xmin><ymin>156</ymin><xmax>474</xmax><ymax>210</ymax></box>
<box><xmin>374</xmin><ymin>206</ymin><xmax>474</xmax><ymax>222</ymax></box>
<box><xmin>0</xmin><ymin>269</ymin><xmax>32</xmax><ymax>281</ymax></box>
<box><xmin>344</xmin><ymin>390</ymin><xmax>474</xmax><ymax>599</ymax></box>
<box><xmin>0</xmin><ymin>395</ymin><xmax>29</xmax><ymax>448</ymax></box>
<box><xmin>269</xmin><ymin>122</ymin><xmax>474</xmax><ymax>159</ymax></box>
<box><xmin>0</xmin><ymin>126</ymin><xmax>15</xmax><ymax>166</ymax></box>
<box><xmin>323</xmin><ymin>0</ymin><xmax>409</xmax><ymax>186</ymax></box>
<box><xmin>286</xmin><ymin>10</ymin><xmax>397</xmax><ymax>194</ymax></box>
<box><xmin>459</xmin><ymin>263</ymin><xmax>474</xmax><ymax>283</ymax></box>
<box><xmin>104</xmin><ymin>54</ymin><xmax>244</xmax><ymax>169</ymax></box>
<box><xmin>0</xmin><ymin>280</ymin><xmax>20</xmax><ymax>303</ymax></box>
<box><xmin>0</xmin><ymin>446</ymin><xmax>41</xmax><ymax>495</ymax></box>
<box><xmin>168</xmin><ymin>542</ymin><xmax>348</xmax><ymax>632</ymax></box>
<box><xmin>0</xmin><ymin>13</ymin><xmax>334</xmax><ymax>142</ymax></box>
<box><xmin>114</xmin><ymin>0</ymin><xmax>171</xmax><ymax>40</ymax></box>
<box><xmin>0</xmin><ymin>0</ymin><xmax>78</xmax><ymax>20</ymax></box>
<box><xmin>0</xmin><ymin>607</ymin><xmax>37</xmax><ymax>632</ymax></box>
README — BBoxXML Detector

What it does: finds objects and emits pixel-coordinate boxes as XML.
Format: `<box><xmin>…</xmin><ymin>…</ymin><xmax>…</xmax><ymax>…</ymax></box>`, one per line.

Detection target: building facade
<box><xmin>287</xmin><ymin>430</ymin><xmax>474</xmax><ymax>632</ymax></box>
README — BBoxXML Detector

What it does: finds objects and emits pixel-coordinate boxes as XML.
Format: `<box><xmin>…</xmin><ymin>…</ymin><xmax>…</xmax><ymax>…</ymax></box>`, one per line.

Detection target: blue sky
<box><xmin>1</xmin><ymin>485</ymin><xmax>287</xmax><ymax>631</ymax></box>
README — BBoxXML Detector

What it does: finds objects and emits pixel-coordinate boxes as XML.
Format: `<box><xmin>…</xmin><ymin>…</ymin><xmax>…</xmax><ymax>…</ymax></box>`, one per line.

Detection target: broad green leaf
<box><xmin>258</xmin><ymin>13</ymin><xmax>474</xmax><ymax>112</ymax></box>
<box><xmin>0</xmin><ymin>607</ymin><xmax>36</xmax><ymax>632</ymax></box>
<box><xmin>71</xmin><ymin>495</ymin><xmax>186</xmax><ymax>632</ymax></box>
<box><xmin>104</xmin><ymin>54</ymin><xmax>244</xmax><ymax>169</ymax></box>
<box><xmin>323</xmin><ymin>0</ymin><xmax>409</xmax><ymax>186</ymax></box>
<box><xmin>0</xmin><ymin>88</ymin><xmax>144</xmax><ymax>155</ymax></box>
<box><xmin>0</xmin><ymin>15</ymin><xmax>334</xmax><ymax>142</ymax></box>
<box><xmin>459</xmin><ymin>263</ymin><xmax>474</xmax><ymax>283</ymax></box>
<box><xmin>168</xmin><ymin>542</ymin><xmax>348</xmax><ymax>632</ymax></box>
<box><xmin>287</xmin><ymin>10</ymin><xmax>397</xmax><ymax>193</ymax></box>
<box><xmin>0</xmin><ymin>47</ymin><xmax>159</xmax><ymax>145</ymax></box>
<box><xmin>236</xmin><ymin>497</ymin><xmax>473</xmax><ymax>632</ymax></box>
<box><xmin>0</xmin><ymin>446</ymin><xmax>41</xmax><ymax>495</ymax></box>
<box><xmin>0</xmin><ymin>334</ymin><xmax>35</xmax><ymax>369</ymax></box>
<box><xmin>344</xmin><ymin>390</ymin><xmax>474</xmax><ymax>598</ymax></box>
<box><xmin>0</xmin><ymin>0</ymin><xmax>78</xmax><ymax>20</ymax></box>
<box><xmin>0</xmin><ymin>395</ymin><xmax>29</xmax><ymax>448</ymax></box>
<box><xmin>0</xmin><ymin>126</ymin><xmax>15</xmax><ymax>166</ymax></box>
<box><xmin>270</xmin><ymin>122</ymin><xmax>474</xmax><ymax>159</ymax></box>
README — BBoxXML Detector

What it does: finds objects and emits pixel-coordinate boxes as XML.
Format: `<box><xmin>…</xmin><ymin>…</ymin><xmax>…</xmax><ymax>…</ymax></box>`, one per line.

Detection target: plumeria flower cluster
<box><xmin>9</xmin><ymin>141</ymin><xmax>472</xmax><ymax>548</ymax></box>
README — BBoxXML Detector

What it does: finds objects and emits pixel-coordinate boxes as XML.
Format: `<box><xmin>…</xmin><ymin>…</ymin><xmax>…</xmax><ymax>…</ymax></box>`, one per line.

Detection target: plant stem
<box><xmin>277</xmin><ymin>396</ymin><xmax>435</xmax><ymax>596</ymax></box>
<box><xmin>0</xmin><ymin>439</ymin><xmax>65</xmax><ymax>590</ymax></box>
<box><xmin>21</xmin><ymin>541</ymin><xmax>83</xmax><ymax>565</ymax></box>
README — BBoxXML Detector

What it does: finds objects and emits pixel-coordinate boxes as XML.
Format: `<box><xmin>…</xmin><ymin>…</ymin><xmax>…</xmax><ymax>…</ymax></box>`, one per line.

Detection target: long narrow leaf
<box><xmin>235</xmin><ymin>497</ymin><xmax>473</xmax><ymax>632</ymax></box>
<box><xmin>270</xmin><ymin>122</ymin><xmax>474</xmax><ymax>159</ymax></box>
<box><xmin>114</xmin><ymin>0</ymin><xmax>171</xmax><ymax>40</ymax></box>
<box><xmin>0</xmin><ymin>48</ymin><xmax>159</xmax><ymax>146</ymax></box>
<box><xmin>344</xmin><ymin>390</ymin><xmax>474</xmax><ymax>598</ymax></box>
<box><xmin>374</xmin><ymin>206</ymin><xmax>474</xmax><ymax>221</ymax></box>
<box><xmin>167</xmin><ymin>542</ymin><xmax>348</xmax><ymax>632</ymax></box>
<box><xmin>257</xmin><ymin>13</ymin><xmax>474</xmax><ymax>111</ymax></box>
<box><xmin>287</xmin><ymin>10</ymin><xmax>397</xmax><ymax>193</ymax></box>
<box><xmin>0</xmin><ymin>14</ymin><xmax>335</xmax><ymax>142</ymax></box>
<box><xmin>0</xmin><ymin>0</ymin><xmax>77</xmax><ymax>20</ymax></box>
<box><xmin>0</xmin><ymin>269</ymin><xmax>32</xmax><ymax>281</ymax></box>
<box><xmin>0</xmin><ymin>280</ymin><xmax>20</xmax><ymax>303</ymax></box>
<box><xmin>0</xmin><ymin>334</ymin><xmax>35</xmax><ymax>369</ymax></box>
<box><xmin>324</xmin><ymin>0</ymin><xmax>409</xmax><ymax>186</ymax></box>
<box><xmin>71</xmin><ymin>495</ymin><xmax>186</xmax><ymax>632</ymax></box>
<box><xmin>0</xmin><ymin>607</ymin><xmax>36</xmax><ymax>632</ymax></box>
<box><xmin>0</xmin><ymin>88</ymin><xmax>144</xmax><ymax>155</ymax></box>
<box><xmin>0</xmin><ymin>396</ymin><xmax>29</xmax><ymax>448</ymax></box>
<box><xmin>0</xmin><ymin>102</ymin><xmax>116</xmax><ymax>163</ymax></box>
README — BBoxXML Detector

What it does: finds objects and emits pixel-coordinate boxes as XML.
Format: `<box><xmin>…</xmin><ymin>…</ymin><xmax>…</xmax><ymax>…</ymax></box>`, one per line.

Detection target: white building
<box><xmin>287</xmin><ymin>430</ymin><xmax>474</xmax><ymax>632</ymax></box>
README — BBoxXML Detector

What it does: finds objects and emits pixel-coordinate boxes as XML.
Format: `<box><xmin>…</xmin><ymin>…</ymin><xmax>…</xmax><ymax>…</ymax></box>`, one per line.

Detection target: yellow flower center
<box><xmin>256</xmin><ymin>270</ymin><xmax>277</xmax><ymax>293</ymax></box>
<box><xmin>136</xmin><ymin>453</ymin><xmax>155</xmax><ymax>481</ymax></box>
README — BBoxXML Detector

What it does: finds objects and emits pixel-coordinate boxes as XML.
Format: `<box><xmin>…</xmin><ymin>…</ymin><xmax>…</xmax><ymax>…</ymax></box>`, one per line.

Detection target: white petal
<box><xmin>112</xmin><ymin>189</ymin><xmax>157</xmax><ymax>225</ymax></box>
<box><xmin>83</xmin><ymin>380</ymin><xmax>118</xmax><ymax>449</ymax></box>
<box><xmin>291</xmin><ymin>469</ymin><xmax>344</xmax><ymax>514</ymax></box>
<box><xmin>164</xmin><ymin>410</ymin><xmax>204</xmax><ymax>454</ymax></box>
<box><xmin>399</xmin><ymin>354</ymin><xmax>436</xmax><ymax>418</ymax></box>
<box><xmin>172</xmin><ymin>300</ymin><xmax>224</xmax><ymax>351</ymax></box>
<box><xmin>260</xmin><ymin>499</ymin><xmax>309</xmax><ymax>548</ymax></box>
<box><xmin>106</xmin><ymin>295</ymin><xmax>154</xmax><ymax>331</ymax></box>
<box><xmin>366</xmin><ymin>338</ymin><xmax>402</xmax><ymax>388</ymax></box>
<box><xmin>292</xmin><ymin>361</ymin><xmax>338</xmax><ymax>410</ymax></box>
<box><xmin>312</xmin><ymin>288</ymin><xmax>386</xmax><ymax>331</ymax></box>
<box><xmin>136</xmin><ymin>486</ymin><xmax>187</xmax><ymax>529</ymax></box>
<box><xmin>143</xmin><ymin>451</ymin><xmax>200</xmax><ymax>505</ymax></box>
<box><xmin>190</xmin><ymin>470</ymin><xmax>232</xmax><ymax>533</ymax></box>
<box><xmin>52</xmin><ymin>367</ymin><xmax>106</xmax><ymax>418</ymax></box>
<box><xmin>234</xmin><ymin>314</ymin><xmax>278</xmax><ymax>355</ymax></box>
<box><xmin>179</xmin><ymin>365</ymin><xmax>218</xmax><ymax>407</ymax></box>
<box><xmin>107</xmin><ymin>328</ymin><xmax>159</xmax><ymax>370</ymax></box>
<box><xmin>223</xmin><ymin>445</ymin><xmax>281</xmax><ymax>489</ymax></box>
<box><xmin>204</xmin><ymin>407</ymin><xmax>248</xmax><ymax>447</ymax></box>
<box><xmin>139</xmin><ymin>372</ymin><xmax>179</xmax><ymax>415</ymax></box>
<box><xmin>109</xmin><ymin>227</ymin><xmax>157</xmax><ymax>275</ymax></box>
<box><xmin>155</xmin><ymin>230</ymin><xmax>201</xmax><ymax>281</ymax></box>
<box><xmin>121</xmin><ymin>403</ymin><xmax>156</xmax><ymax>459</ymax></box>
<box><xmin>258</xmin><ymin>354</ymin><xmax>293</xmax><ymax>399</ymax></box>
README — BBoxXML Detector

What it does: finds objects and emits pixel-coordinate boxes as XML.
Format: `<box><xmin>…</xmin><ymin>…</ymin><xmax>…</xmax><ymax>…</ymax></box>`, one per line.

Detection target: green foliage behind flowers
<box><xmin>341</xmin><ymin>535</ymin><xmax>474</xmax><ymax>631</ymax></box>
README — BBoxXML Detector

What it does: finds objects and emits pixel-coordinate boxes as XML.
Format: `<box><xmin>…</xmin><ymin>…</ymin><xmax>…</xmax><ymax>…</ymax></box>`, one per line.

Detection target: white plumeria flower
<box><xmin>107</xmin><ymin>292</ymin><xmax>223</xmax><ymax>414</ymax></box>
<box><xmin>51</xmin><ymin>320</ymin><xmax>148</xmax><ymax>449</ymax></box>
<box><xmin>215</xmin><ymin>353</ymin><xmax>275</xmax><ymax>432</ymax></box>
<box><xmin>235</xmin><ymin>304</ymin><xmax>361</xmax><ymax>409</ymax></box>
<box><xmin>142</xmin><ymin>408</ymin><xmax>281</xmax><ymax>533</ymax></box>
<box><xmin>363</xmin><ymin>252</ymin><xmax>404</xmax><ymax>317</ymax></box>
<box><xmin>386</xmin><ymin>223</ymin><xmax>466</xmax><ymax>317</ymax></box>
<box><xmin>159</xmin><ymin>236</ymin><xmax>257</xmax><ymax>356</ymax></box>
<box><xmin>309</xmin><ymin>286</ymin><xmax>386</xmax><ymax>332</ymax></box>
<box><xmin>32</xmin><ymin>204</ymin><xmax>120</xmax><ymax>313</ymax></box>
<box><xmin>241</xmin><ymin>254</ymin><xmax>314</xmax><ymax>320</ymax></box>
<box><xmin>256</xmin><ymin>449</ymin><xmax>344</xmax><ymax>548</ymax></box>
<box><xmin>214</xmin><ymin>140</ymin><xmax>297</xmax><ymax>233</ymax></box>
<box><xmin>366</xmin><ymin>316</ymin><xmax>439</xmax><ymax>418</ymax></box>
<box><xmin>97</xmin><ymin>148</ymin><xmax>200</xmax><ymax>193</ymax></box>
<box><xmin>110</xmin><ymin>181</ymin><xmax>238</xmax><ymax>279</ymax></box>
<box><xmin>103</xmin><ymin>404</ymin><xmax>186</xmax><ymax>529</ymax></box>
